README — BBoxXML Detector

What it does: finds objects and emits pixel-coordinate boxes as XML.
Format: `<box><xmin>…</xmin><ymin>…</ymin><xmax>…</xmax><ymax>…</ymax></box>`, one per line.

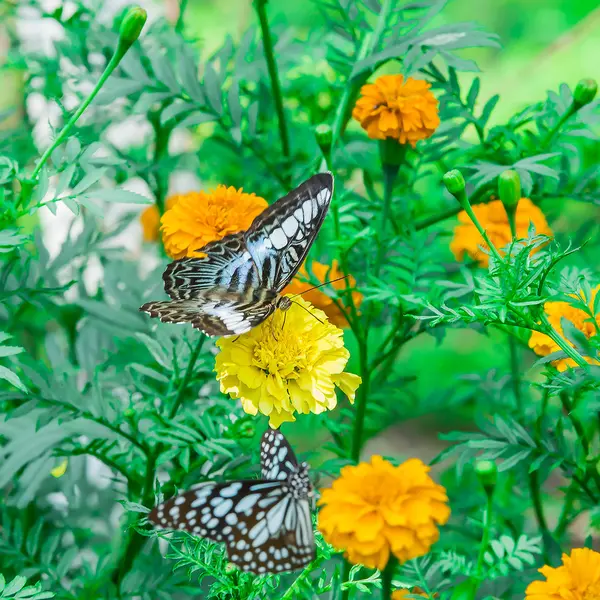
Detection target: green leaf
<box><xmin>0</xmin><ymin>366</ymin><xmax>27</xmax><ymax>393</ymax></box>
<box><xmin>203</xmin><ymin>63</ymin><xmax>222</xmax><ymax>114</ymax></box>
<box><xmin>82</xmin><ymin>189</ymin><xmax>152</xmax><ymax>205</ymax></box>
<box><xmin>2</xmin><ymin>576</ymin><xmax>26</xmax><ymax>596</ymax></box>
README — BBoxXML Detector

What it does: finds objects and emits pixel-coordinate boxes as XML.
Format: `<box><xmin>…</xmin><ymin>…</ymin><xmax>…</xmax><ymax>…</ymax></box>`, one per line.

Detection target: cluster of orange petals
<box><xmin>525</xmin><ymin>548</ymin><xmax>600</xmax><ymax>600</ymax></box>
<box><xmin>159</xmin><ymin>186</ymin><xmax>267</xmax><ymax>259</ymax></box>
<box><xmin>318</xmin><ymin>456</ymin><xmax>450</xmax><ymax>570</ymax></box>
<box><xmin>283</xmin><ymin>260</ymin><xmax>362</xmax><ymax>328</ymax></box>
<box><xmin>529</xmin><ymin>285</ymin><xmax>600</xmax><ymax>371</ymax></box>
<box><xmin>352</xmin><ymin>74</ymin><xmax>440</xmax><ymax>146</ymax></box>
<box><xmin>450</xmin><ymin>198</ymin><xmax>553</xmax><ymax>267</ymax></box>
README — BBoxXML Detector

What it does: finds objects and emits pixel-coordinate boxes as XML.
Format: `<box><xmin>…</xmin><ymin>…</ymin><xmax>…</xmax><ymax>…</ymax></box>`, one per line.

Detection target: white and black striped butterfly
<box><xmin>149</xmin><ymin>429</ymin><xmax>314</xmax><ymax>574</ymax></box>
<box><xmin>139</xmin><ymin>172</ymin><xmax>333</xmax><ymax>337</ymax></box>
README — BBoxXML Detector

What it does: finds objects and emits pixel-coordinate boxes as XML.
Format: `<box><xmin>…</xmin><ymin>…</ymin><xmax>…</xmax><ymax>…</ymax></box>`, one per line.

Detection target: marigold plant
<box><xmin>450</xmin><ymin>198</ymin><xmax>552</xmax><ymax>267</ymax></box>
<box><xmin>318</xmin><ymin>456</ymin><xmax>450</xmax><ymax>569</ymax></box>
<box><xmin>215</xmin><ymin>297</ymin><xmax>361</xmax><ymax>427</ymax></box>
<box><xmin>525</xmin><ymin>548</ymin><xmax>600</xmax><ymax>600</ymax></box>
<box><xmin>352</xmin><ymin>74</ymin><xmax>440</xmax><ymax>145</ymax></box>
<box><xmin>161</xmin><ymin>186</ymin><xmax>267</xmax><ymax>259</ymax></box>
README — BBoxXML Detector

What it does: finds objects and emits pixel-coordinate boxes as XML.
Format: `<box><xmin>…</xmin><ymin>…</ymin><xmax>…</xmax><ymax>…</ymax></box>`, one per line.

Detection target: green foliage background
<box><xmin>1</xmin><ymin>0</ymin><xmax>599</xmax><ymax>599</ymax></box>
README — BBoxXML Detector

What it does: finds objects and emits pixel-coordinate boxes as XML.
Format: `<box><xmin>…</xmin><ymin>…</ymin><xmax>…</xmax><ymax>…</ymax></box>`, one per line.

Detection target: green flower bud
<box><xmin>574</xmin><ymin>78</ymin><xmax>598</xmax><ymax>109</ymax></box>
<box><xmin>117</xmin><ymin>7</ymin><xmax>147</xmax><ymax>54</ymax></box>
<box><xmin>475</xmin><ymin>459</ymin><xmax>497</xmax><ymax>495</ymax></box>
<box><xmin>498</xmin><ymin>170</ymin><xmax>521</xmax><ymax>209</ymax></box>
<box><xmin>315</xmin><ymin>124</ymin><xmax>332</xmax><ymax>157</ymax></box>
<box><xmin>442</xmin><ymin>169</ymin><xmax>468</xmax><ymax>211</ymax></box>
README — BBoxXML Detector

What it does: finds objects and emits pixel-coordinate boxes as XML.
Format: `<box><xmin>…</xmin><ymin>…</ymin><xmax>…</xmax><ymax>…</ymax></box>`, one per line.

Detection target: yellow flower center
<box><xmin>252</xmin><ymin>321</ymin><xmax>309</xmax><ymax>380</ymax></box>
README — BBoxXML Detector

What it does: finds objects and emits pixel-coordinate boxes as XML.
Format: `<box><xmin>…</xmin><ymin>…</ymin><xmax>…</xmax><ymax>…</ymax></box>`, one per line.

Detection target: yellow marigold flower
<box><xmin>525</xmin><ymin>548</ymin><xmax>600</xmax><ymax>600</ymax></box>
<box><xmin>450</xmin><ymin>198</ymin><xmax>552</xmax><ymax>267</ymax></box>
<box><xmin>215</xmin><ymin>297</ymin><xmax>361</xmax><ymax>428</ymax></box>
<box><xmin>140</xmin><ymin>196</ymin><xmax>178</xmax><ymax>242</ymax></box>
<box><xmin>51</xmin><ymin>459</ymin><xmax>68</xmax><ymax>478</ymax></box>
<box><xmin>352</xmin><ymin>74</ymin><xmax>440</xmax><ymax>146</ymax></box>
<box><xmin>318</xmin><ymin>456</ymin><xmax>450</xmax><ymax>570</ymax></box>
<box><xmin>282</xmin><ymin>260</ymin><xmax>362</xmax><ymax>328</ymax></box>
<box><xmin>529</xmin><ymin>285</ymin><xmax>600</xmax><ymax>371</ymax></box>
<box><xmin>160</xmin><ymin>186</ymin><xmax>268</xmax><ymax>259</ymax></box>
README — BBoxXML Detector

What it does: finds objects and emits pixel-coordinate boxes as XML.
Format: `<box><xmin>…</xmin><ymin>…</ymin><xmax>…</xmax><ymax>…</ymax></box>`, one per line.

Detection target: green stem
<box><xmin>350</xmin><ymin>341</ymin><xmax>370</xmax><ymax>463</ymax></box>
<box><xmin>375</xmin><ymin>164</ymin><xmax>399</xmax><ymax>278</ymax></box>
<box><xmin>169</xmin><ymin>335</ymin><xmax>205</xmax><ymax>419</ymax></box>
<box><xmin>475</xmin><ymin>491</ymin><xmax>493</xmax><ymax>579</ymax></box>
<box><xmin>175</xmin><ymin>0</ymin><xmax>188</xmax><ymax>33</ymax></box>
<box><xmin>540</xmin><ymin>103</ymin><xmax>577</xmax><ymax>149</ymax></box>
<box><xmin>508</xmin><ymin>335</ymin><xmax>522</xmax><ymax>410</ymax></box>
<box><xmin>381</xmin><ymin>556</ymin><xmax>397</xmax><ymax>600</ymax></box>
<box><xmin>254</xmin><ymin>0</ymin><xmax>290</xmax><ymax>162</ymax></box>
<box><xmin>528</xmin><ymin>470</ymin><xmax>551</xmax><ymax>563</ymax></box>
<box><xmin>462</xmin><ymin>198</ymin><xmax>504</xmax><ymax>264</ymax></box>
<box><xmin>150</xmin><ymin>112</ymin><xmax>172</xmax><ymax>214</ymax></box>
<box><xmin>539</xmin><ymin>315</ymin><xmax>589</xmax><ymax>368</ymax></box>
<box><xmin>341</xmin><ymin>561</ymin><xmax>352</xmax><ymax>600</ymax></box>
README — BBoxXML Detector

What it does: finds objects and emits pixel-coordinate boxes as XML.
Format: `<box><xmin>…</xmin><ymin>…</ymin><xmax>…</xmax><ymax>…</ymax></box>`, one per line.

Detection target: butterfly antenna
<box><xmin>290</xmin><ymin>300</ymin><xmax>325</xmax><ymax>324</ymax></box>
<box><xmin>289</xmin><ymin>275</ymin><xmax>350</xmax><ymax>299</ymax></box>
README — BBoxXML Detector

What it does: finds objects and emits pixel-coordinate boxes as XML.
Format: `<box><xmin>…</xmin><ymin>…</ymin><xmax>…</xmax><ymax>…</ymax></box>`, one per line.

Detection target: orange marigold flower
<box><xmin>140</xmin><ymin>196</ymin><xmax>178</xmax><ymax>242</ymax></box>
<box><xmin>392</xmin><ymin>589</ymin><xmax>428</xmax><ymax>599</ymax></box>
<box><xmin>282</xmin><ymin>260</ymin><xmax>362</xmax><ymax>328</ymax></box>
<box><xmin>160</xmin><ymin>186</ymin><xmax>268</xmax><ymax>259</ymax></box>
<box><xmin>450</xmin><ymin>198</ymin><xmax>552</xmax><ymax>267</ymax></box>
<box><xmin>352</xmin><ymin>74</ymin><xmax>440</xmax><ymax>146</ymax></box>
<box><xmin>318</xmin><ymin>456</ymin><xmax>450</xmax><ymax>570</ymax></box>
<box><xmin>529</xmin><ymin>285</ymin><xmax>600</xmax><ymax>371</ymax></box>
<box><xmin>525</xmin><ymin>548</ymin><xmax>600</xmax><ymax>600</ymax></box>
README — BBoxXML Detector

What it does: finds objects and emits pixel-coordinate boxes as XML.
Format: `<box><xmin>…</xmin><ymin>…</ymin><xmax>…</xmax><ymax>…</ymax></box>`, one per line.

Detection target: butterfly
<box><xmin>149</xmin><ymin>428</ymin><xmax>315</xmax><ymax>575</ymax></box>
<box><xmin>139</xmin><ymin>172</ymin><xmax>333</xmax><ymax>337</ymax></box>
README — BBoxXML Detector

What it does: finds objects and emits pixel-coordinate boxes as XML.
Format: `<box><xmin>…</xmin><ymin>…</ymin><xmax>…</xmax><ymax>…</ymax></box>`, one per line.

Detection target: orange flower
<box><xmin>450</xmin><ymin>198</ymin><xmax>552</xmax><ymax>267</ymax></box>
<box><xmin>529</xmin><ymin>285</ymin><xmax>600</xmax><ymax>371</ymax></box>
<box><xmin>140</xmin><ymin>196</ymin><xmax>178</xmax><ymax>242</ymax></box>
<box><xmin>160</xmin><ymin>186</ymin><xmax>267</xmax><ymax>259</ymax></box>
<box><xmin>318</xmin><ymin>456</ymin><xmax>450</xmax><ymax>570</ymax></box>
<box><xmin>282</xmin><ymin>260</ymin><xmax>362</xmax><ymax>327</ymax></box>
<box><xmin>525</xmin><ymin>548</ymin><xmax>600</xmax><ymax>600</ymax></box>
<box><xmin>352</xmin><ymin>74</ymin><xmax>440</xmax><ymax>146</ymax></box>
<box><xmin>392</xmin><ymin>589</ymin><xmax>428</xmax><ymax>599</ymax></box>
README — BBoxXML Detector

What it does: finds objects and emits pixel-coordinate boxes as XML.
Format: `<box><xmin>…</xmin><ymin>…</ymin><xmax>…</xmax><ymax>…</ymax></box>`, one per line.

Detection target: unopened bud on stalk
<box><xmin>574</xmin><ymin>78</ymin><xmax>598</xmax><ymax>109</ymax></box>
<box><xmin>117</xmin><ymin>7</ymin><xmax>147</xmax><ymax>55</ymax></box>
<box><xmin>315</xmin><ymin>124</ymin><xmax>332</xmax><ymax>157</ymax></box>
<box><xmin>498</xmin><ymin>169</ymin><xmax>520</xmax><ymax>238</ymax></box>
<box><xmin>475</xmin><ymin>459</ymin><xmax>497</xmax><ymax>495</ymax></box>
<box><xmin>442</xmin><ymin>169</ymin><xmax>468</xmax><ymax>210</ymax></box>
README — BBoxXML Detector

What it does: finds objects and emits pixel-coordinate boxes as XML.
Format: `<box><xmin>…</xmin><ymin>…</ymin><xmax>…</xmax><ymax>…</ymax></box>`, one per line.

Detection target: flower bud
<box><xmin>315</xmin><ymin>124</ymin><xmax>332</xmax><ymax>156</ymax></box>
<box><xmin>117</xmin><ymin>7</ymin><xmax>147</xmax><ymax>54</ymax></box>
<box><xmin>442</xmin><ymin>169</ymin><xmax>468</xmax><ymax>211</ymax></box>
<box><xmin>574</xmin><ymin>78</ymin><xmax>598</xmax><ymax>109</ymax></box>
<box><xmin>475</xmin><ymin>459</ymin><xmax>497</xmax><ymax>495</ymax></box>
<box><xmin>498</xmin><ymin>170</ymin><xmax>521</xmax><ymax>209</ymax></box>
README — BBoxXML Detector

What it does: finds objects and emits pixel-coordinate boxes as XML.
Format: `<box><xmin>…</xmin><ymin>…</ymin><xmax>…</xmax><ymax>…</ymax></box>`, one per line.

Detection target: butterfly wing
<box><xmin>245</xmin><ymin>172</ymin><xmax>333</xmax><ymax>291</ymax></box>
<box><xmin>139</xmin><ymin>288</ymin><xmax>276</xmax><ymax>337</ymax></box>
<box><xmin>150</xmin><ymin>480</ymin><xmax>314</xmax><ymax>573</ymax></box>
<box><xmin>163</xmin><ymin>232</ymin><xmax>259</xmax><ymax>300</ymax></box>
<box><xmin>260</xmin><ymin>428</ymin><xmax>300</xmax><ymax>481</ymax></box>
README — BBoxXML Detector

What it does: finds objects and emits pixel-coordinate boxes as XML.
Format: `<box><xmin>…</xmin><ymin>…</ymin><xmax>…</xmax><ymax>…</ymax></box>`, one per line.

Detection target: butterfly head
<box><xmin>276</xmin><ymin>295</ymin><xmax>293</xmax><ymax>311</ymax></box>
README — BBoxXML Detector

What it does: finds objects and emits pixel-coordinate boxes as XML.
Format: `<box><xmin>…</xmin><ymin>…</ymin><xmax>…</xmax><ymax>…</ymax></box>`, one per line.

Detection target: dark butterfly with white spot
<box><xmin>149</xmin><ymin>429</ymin><xmax>314</xmax><ymax>574</ymax></box>
<box><xmin>139</xmin><ymin>172</ymin><xmax>334</xmax><ymax>337</ymax></box>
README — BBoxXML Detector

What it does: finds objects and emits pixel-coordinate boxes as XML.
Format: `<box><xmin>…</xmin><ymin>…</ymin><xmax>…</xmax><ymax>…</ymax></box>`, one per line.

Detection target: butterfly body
<box><xmin>140</xmin><ymin>173</ymin><xmax>333</xmax><ymax>337</ymax></box>
<box><xmin>149</xmin><ymin>429</ymin><xmax>314</xmax><ymax>574</ymax></box>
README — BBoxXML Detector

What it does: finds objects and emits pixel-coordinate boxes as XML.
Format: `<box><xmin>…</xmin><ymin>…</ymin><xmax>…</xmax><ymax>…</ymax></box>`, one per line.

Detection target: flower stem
<box><xmin>462</xmin><ymin>198</ymin><xmax>504</xmax><ymax>264</ymax></box>
<box><xmin>507</xmin><ymin>335</ymin><xmax>522</xmax><ymax>410</ymax></box>
<box><xmin>540</xmin><ymin>103</ymin><xmax>577</xmax><ymax>149</ymax></box>
<box><xmin>539</xmin><ymin>315</ymin><xmax>589</xmax><ymax>368</ymax></box>
<box><xmin>375</xmin><ymin>163</ymin><xmax>399</xmax><ymax>278</ymax></box>
<box><xmin>381</xmin><ymin>556</ymin><xmax>397</xmax><ymax>600</ymax></box>
<box><xmin>350</xmin><ymin>340</ymin><xmax>370</xmax><ymax>463</ymax></box>
<box><xmin>475</xmin><ymin>489</ymin><xmax>493</xmax><ymax>579</ymax></box>
<box><xmin>169</xmin><ymin>335</ymin><xmax>205</xmax><ymax>419</ymax></box>
<box><xmin>528</xmin><ymin>470</ymin><xmax>551</xmax><ymax>563</ymax></box>
<box><xmin>253</xmin><ymin>0</ymin><xmax>290</xmax><ymax>162</ymax></box>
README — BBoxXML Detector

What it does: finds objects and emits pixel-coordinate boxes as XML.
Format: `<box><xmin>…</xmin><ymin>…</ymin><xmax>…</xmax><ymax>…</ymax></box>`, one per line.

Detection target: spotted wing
<box><xmin>149</xmin><ymin>480</ymin><xmax>314</xmax><ymax>574</ymax></box>
<box><xmin>139</xmin><ymin>288</ymin><xmax>276</xmax><ymax>337</ymax></box>
<box><xmin>163</xmin><ymin>232</ymin><xmax>260</xmax><ymax>300</ymax></box>
<box><xmin>260</xmin><ymin>429</ymin><xmax>299</xmax><ymax>481</ymax></box>
<box><xmin>245</xmin><ymin>172</ymin><xmax>333</xmax><ymax>291</ymax></box>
